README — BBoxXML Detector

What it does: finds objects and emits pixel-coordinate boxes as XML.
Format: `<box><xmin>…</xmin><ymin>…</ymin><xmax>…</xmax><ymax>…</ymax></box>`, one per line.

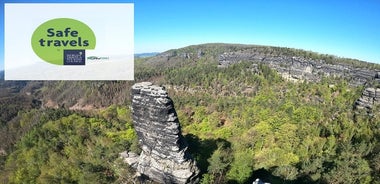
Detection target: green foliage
<box><xmin>322</xmin><ymin>148</ymin><xmax>372</xmax><ymax>184</ymax></box>
<box><xmin>166</xmin><ymin>58</ymin><xmax>379</xmax><ymax>183</ymax></box>
<box><xmin>272</xmin><ymin>165</ymin><xmax>298</xmax><ymax>181</ymax></box>
<box><xmin>206</xmin><ymin>143</ymin><xmax>232</xmax><ymax>183</ymax></box>
<box><xmin>2</xmin><ymin>107</ymin><xmax>137</xmax><ymax>184</ymax></box>
<box><xmin>200</xmin><ymin>173</ymin><xmax>215</xmax><ymax>184</ymax></box>
<box><xmin>227</xmin><ymin>149</ymin><xmax>255</xmax><ymax>183</ymax></box>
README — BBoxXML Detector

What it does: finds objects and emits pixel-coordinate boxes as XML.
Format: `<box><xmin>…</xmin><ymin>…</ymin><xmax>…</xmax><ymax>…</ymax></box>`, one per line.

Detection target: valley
<box><xmin>1</xmin><ymin>43</ymin><xmax>380</xmax><ymax>184</ymax></box>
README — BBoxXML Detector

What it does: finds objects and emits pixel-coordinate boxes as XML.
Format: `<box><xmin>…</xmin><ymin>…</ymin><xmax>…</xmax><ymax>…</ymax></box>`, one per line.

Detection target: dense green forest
<box><xmin>1</xmin><ymin>44</ymin><xmax>380</xmax><ymax>183</ymax></box>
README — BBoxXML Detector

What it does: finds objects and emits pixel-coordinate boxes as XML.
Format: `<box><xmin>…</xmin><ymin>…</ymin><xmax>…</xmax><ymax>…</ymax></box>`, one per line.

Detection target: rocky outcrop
<box><xmin>120</xmin><ymin>151</ymin><xmax>139</xmax><ymax>168</ymax></box>
<box><xmin>218</xmin><ymin>50</ymin><xmax>376</xmax><ymax>85</ymax></box>
<box><xmin>355</xmin><ymin>88</ymin><xmax>380</xmax><ymax>110</ymax></box>
<box><xmin>355</xmin><ymin>72</ymin><xmax>380</xmax><ymax>110</ymax></box>
<box><xmin>216</xmin><ymin>48</ymin><xmax>380</xmax><ymax>111</ymax></box>
<box><xmin>129</xmin><ymin>82</ymin><xmax>199</xmax><ymax>184</ymax></box>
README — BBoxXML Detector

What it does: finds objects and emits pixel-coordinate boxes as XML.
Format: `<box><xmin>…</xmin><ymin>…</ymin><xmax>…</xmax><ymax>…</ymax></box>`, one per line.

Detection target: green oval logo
<box><xmin>31</xmin><ymin>18</ymin><xmax>96</xmax><ymax>65</ymax></box>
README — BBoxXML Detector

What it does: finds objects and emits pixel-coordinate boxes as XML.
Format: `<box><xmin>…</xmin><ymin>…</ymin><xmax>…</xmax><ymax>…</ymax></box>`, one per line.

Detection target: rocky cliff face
<box><xmin>355</xmin><ymin>87</ymin><xmax>380</xmax><ymax>110</ymax></box>
<box><xmin>355</xmin><ymin>72</ymin><xmax>380</xmax><ymax>110</ymax></box>
<box><xmin>218</xmin><ymin>50</ymin><xmax>376</xmax><ymax>85</ymax></box>
<box><xmin>216</xmin><ymin>48</ymin><xmax>380</xmax><ymax>113</ymax></box>
<box><xmin>129</xmin><ymin>82</ymin><xmax>199</xmax><ymax>184</ymax></box>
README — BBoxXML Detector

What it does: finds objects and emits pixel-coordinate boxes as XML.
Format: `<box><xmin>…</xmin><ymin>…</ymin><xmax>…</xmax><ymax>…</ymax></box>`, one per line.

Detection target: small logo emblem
<box><xmin>31</xmin><ymin>18</ymin><xmax>96</xmax><ymax>65</ymax></box>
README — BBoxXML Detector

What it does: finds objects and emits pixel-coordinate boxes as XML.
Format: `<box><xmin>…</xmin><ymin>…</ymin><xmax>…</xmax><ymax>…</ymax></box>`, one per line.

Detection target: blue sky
<box><xmin>1</xmin><ymin>0</ymin><xmax>380</xmax><ymax>71</ymax></box>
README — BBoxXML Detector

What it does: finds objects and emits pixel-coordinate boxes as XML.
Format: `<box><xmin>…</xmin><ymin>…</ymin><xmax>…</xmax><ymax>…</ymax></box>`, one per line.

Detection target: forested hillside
<box><xmin>1</xmin><ymin>44</ymin><xmax>380</xmax><ymax>183</ymax></box>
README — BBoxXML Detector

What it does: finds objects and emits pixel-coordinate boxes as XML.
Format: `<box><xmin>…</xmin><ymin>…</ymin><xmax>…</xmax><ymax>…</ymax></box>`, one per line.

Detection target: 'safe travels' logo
<box><xmin>31</xmin><ymin>18</ymin><xmax>96</xmax><ymax>65</ymax></box>
<box><xmin>5</xmin><ymin>3</ymin><xmax>134</xmax><ymax>80</ymax></box>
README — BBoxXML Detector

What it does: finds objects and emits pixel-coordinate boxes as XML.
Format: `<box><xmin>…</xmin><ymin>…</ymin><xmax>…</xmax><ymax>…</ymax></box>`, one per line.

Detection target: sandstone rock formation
<box><xmin>146</xmin><ymin>44</ymin><xmax>378</xmax><ymax>86</ymax></box>
<box><xmin>129</xmin><ymin>82</ymin><xmax>199</xmax><ymax>184</ymax></box>
<box><xmin>355</xmin><ymin>72</ymin><xmax>380</xmax><ymax>110</ymax></box>
<box><xmin>355</xmin><ymin>88</ymin><xmax>380</xmax><ymax>110</ymax></box>
<box><xmin>218</xmin><ymin>50</ymin><xmax>376</xmax><ymax>85</ymax></box>
<box><xmin>214</xmin><ymin>46</ymin><xmax>380</xmax><ymax>112</ymax></box>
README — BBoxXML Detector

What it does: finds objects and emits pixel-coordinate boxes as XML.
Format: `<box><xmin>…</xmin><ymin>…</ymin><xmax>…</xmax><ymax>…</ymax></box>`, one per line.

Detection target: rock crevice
<box><xmin>129</xmin><ymin>82</ymin><xmax>199</xmax><ymax>184</ymax></box>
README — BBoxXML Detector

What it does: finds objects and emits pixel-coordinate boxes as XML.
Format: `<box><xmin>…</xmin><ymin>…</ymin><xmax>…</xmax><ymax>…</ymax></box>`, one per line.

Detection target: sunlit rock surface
<box><xmin>130</xmin><ymin>82</ymin><xmax>199</xmax><ymax>184</ymax></box>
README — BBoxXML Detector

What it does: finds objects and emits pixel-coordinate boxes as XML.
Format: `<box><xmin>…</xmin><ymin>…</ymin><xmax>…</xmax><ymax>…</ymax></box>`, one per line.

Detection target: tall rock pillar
<box><xmin>131</xmin><ymin>82</ymin><xmax>199</xmax><ymax>184</ymax></box>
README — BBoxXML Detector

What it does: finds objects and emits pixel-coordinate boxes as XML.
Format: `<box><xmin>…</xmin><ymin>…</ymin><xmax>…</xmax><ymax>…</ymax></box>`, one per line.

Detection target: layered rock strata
<box><xmin>218</xmin><ymin>51</ymin><xmax>376</xmax><ymax>85</ymax></box>
<box><xmin>355</xmin><ymin>88</ymin><xmax>380</xmax><ymax>110</ymax></box>
<box><xmin>216</xmin><ymin>49</ymin><xmax>380</xmax><ymax>111</ymax></box>
<box><xmin>355</xmin><ymin>72</ymin><xmax>380</xmax><ymax>110</ymax></box>
<box><xmin>130</xmin><ymin>82</ymin><xmax>199</xmax><ymax>184</ymax></box>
